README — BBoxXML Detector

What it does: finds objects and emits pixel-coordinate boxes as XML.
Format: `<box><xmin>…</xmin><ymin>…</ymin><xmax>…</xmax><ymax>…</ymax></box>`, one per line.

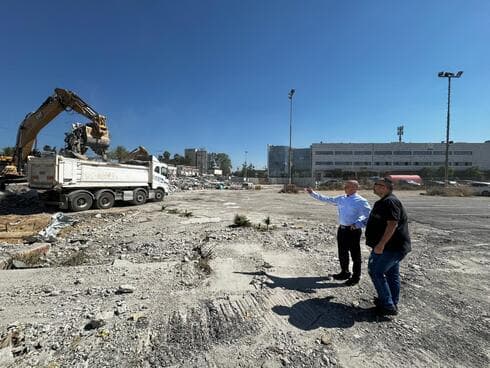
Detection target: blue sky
<box><xmin>0</xmin><ymin>0</ymin><xmax>488</xmax><ymax>169</ymax></box>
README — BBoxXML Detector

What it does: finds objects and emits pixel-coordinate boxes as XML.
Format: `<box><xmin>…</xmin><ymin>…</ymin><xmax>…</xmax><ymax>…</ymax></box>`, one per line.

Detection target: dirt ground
<box><xmin>0</xmin><ymin>186</ymin><xmax>489</xmax><ymax>368</ymax></box>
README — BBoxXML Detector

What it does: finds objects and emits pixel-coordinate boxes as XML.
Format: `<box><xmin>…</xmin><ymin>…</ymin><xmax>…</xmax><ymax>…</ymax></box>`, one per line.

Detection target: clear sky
<box><xmin>0</xmin><ymin>0</ymin><xmax>488</xmax><ymax>169</ymax></box>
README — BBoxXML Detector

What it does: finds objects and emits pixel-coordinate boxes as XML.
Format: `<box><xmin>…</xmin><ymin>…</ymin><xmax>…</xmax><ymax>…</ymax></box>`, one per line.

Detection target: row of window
<box><xmin>315</xmin><ymin>161</ymin><xmax>473</xmax><ymax>167</ymax></box>
<box><xmin>314</xmin><ymin>150</ymin><xmax>473</xmax><ymax>156</ymax></box>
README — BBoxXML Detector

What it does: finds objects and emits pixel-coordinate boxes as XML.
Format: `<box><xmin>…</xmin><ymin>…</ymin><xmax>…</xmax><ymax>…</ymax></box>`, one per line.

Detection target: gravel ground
<box><xmin>0</xmin><ymin>186</ymin><xmax>489</xmax><ymax>367</ymax></box>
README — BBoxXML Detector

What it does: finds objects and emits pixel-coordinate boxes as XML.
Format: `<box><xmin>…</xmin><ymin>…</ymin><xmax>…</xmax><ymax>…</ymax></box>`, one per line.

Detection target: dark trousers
<box><xmin>337</xmin><ymin>227</ymin><xmax>362</xmax><ymax>279</ymax></box>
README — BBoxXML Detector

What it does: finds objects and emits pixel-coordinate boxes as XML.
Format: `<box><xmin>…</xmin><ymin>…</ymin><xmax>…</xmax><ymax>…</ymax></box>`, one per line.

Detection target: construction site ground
<box><xmin>0</xmin><ymin>186</ymin><xmax>489</xmax><ymax>368</ymax></box>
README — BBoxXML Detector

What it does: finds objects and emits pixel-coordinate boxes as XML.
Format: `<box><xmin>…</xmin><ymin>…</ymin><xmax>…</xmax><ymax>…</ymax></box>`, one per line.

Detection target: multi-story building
<box><xmin>267</xmin><ymin>145</ymin><xmax>312</xmax><ymax>178</ymax></box>
<box><xmin>267</xmin><ymin>145</ymin><xmax>288</xmax><ymax>178</ymax></box>
<box><xmin>184</xmin><ymin>148</ymin><xmax>208</xmax><ymax>174</ymax></box>
<box><xmin>311</xmin><ymin>141</ymin><xmax>490</xmax><ymax>179</ymax></box>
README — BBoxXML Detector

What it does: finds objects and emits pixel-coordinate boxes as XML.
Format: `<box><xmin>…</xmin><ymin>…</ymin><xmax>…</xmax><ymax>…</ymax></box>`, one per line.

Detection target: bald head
<box><xmin>344</xmin><ymin>180</ymin><xmax>359</xmax><ymax>195</ymax></box>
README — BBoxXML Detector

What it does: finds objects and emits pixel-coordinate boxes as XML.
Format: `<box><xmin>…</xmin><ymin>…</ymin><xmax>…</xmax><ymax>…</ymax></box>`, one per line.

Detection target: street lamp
<box><xmin>288</xmin><ymin>88</ymin><xmax>295</xmax><ymax>185</ymax></box>
<box><xmin>438</xmin><ymin>71</ymin><xmax>463</xmax><ymax>186</ymax></box>
<box><xmin>244</xmin><ymin>150</ymin><xmax>248</xmax><ymax>182</ymax></box>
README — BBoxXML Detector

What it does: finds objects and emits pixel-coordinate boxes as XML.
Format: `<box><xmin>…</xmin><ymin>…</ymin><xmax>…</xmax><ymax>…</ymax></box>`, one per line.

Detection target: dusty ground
<box><xmin>0</xmin><ymin>186</ymin><xmax>489</xmax><ymax>368</ymax></box>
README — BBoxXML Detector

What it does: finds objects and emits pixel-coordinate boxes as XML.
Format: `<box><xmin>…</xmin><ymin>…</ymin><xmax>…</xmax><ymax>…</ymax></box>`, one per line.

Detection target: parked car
<box><xmin>469</xmin><ymin>181</ymin><xmax>490</xmax><ymax>196</ymax></box>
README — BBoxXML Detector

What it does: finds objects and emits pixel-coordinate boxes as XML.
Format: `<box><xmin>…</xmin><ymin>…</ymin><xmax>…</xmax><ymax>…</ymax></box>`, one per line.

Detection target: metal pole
<box><xmin>244</xmin><ymin>151</ymin><xmax>248</xmax><ymax>181</ymax></box>
<box><xmin>444</xmin><ymin>77</ymin><xmax>451</xmax><ymax>186</ymax></box>
<box><xmin>288</xmin><ymin>95</ymin><xmax>293</xmax><ymax>185</ymax></box>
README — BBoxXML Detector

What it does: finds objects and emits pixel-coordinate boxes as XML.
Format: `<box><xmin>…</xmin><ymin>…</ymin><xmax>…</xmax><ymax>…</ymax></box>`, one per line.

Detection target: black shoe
<box><xmin>344</xmin><ymin>277</ymin><xmax>360</xmax><ymax>286</ymax></box>
<box><xmin>375</xmin><ymin>305</ymin><xmax>398</xmax><ymax>316</ymax></box>
<box><xmin>332</xmin><ymin>272</ymin><xmax>351</xmax><ymax>280</ymax></box>
<box><xmin>374</xmin><ymin>297</ymin><xmax>398</xmax><ymax>310</ymax></box>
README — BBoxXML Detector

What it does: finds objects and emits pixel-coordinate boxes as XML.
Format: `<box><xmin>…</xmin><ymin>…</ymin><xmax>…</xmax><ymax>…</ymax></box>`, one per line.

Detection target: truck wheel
<box><xmin>482</xmin><ymin>190</ymin><xmax>490</xmax><ymax>197</ymax></box>
<box><xmin>70</xmin><ymin>192</ymin><xmax>93</xmax><ymax>212</ymax></box>
<box><xmin>154</xmin><ymin>189</ymin><xmax>165</xmax><ymax>201</ymax></box>
<box><xmin>131</xmin><ymin>189</ymin><xmax>147</xmax><ymax>205</ymax></box>
<box><xmin>96</xmin><ymin>191</ymin><xmax>115</xmax><ymax>209</ymax></box>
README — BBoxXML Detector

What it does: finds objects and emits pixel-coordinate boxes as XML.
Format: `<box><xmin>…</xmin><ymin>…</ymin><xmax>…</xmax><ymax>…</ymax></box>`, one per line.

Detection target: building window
<box><xmin>413</xmin><ymin>151</ymin><xmax>433</xmax><ymax>155</ymax></box>
<box><xmin>393</xmin><ymin>151</ymin><xmax>412</xmax><ymax>155</ymax></box>
<box><xmin>334</xmin><ymin>161</ymin><xmax>352</xmax><ymax>165</ymax></box>
<box><xmin>454</xmin><ymin>151</ymin><xmax>472</xmax><ymax>155</ymax></box>
<box><xmin>465</xmin><ymin>162</ymin><xmax>472</xmax><ymax>166</ymax></box>
<box><xmin>432</xmin><ymin>162</ymin><xmax>445</xmax><ymax>166</ymax></box>
<box><xmin>315</xmin><ymin>161</ymin><xmax>333</xmax><ymax>166</ymax></box>
<box><xmin>354</xmin><ymin>151</ymin><xmax>372</xmax><ymax>155</ymax></box>
<box><xmin>334</xmin><ymin>151</ymin><xmax>353</xmax><ymax>155</ymax></box>
<box><xmin>353</xmin><ymin>161</ymin><xmax>371</xmax><ymax>166</ymax></box>
<box><xmin>432</xmin><ymin>151</ymin><xmax>445</xmax><ymax>155</ymax></box>
<box><xmin>316</xmin><ymin>151</ymin><xmax>334</xmax><ymax>155</ymax></box>
<box><xmin>374</xmin><ymin>162</ymin><xmax>392</xmax><ymax>166</ymax></box>
<box><xmin>374</xmin><ymin>151</ymin><xmax>392</xmax><ymax>155</ymax></box>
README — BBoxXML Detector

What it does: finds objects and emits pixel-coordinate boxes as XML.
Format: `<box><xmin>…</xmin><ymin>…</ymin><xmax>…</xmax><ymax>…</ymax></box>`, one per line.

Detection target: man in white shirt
<box><xmin>306</xmin><ymin>180</ymin><xmax>371</xmax><ymax>286</ymax></box>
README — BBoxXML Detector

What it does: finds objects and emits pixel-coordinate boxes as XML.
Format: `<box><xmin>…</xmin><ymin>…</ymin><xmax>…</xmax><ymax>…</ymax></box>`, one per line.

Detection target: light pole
<box><xmin>288</xmin><ymin>88</ymin><xmax>295</xmax><ymax>185</ymax></box>
<box><xmin>438</xmin><ymin>71</ymin><xmax>463</xmax><ymax>186</ymax></box>
<box><xmin>244</xmin><ymin>150</ymin><xmax>248</xmax><ymax>182</ymax></box>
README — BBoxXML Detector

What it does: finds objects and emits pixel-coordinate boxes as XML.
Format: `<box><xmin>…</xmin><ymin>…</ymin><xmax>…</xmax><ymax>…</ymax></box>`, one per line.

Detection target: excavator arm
<box><xmin>5</xmin><ymin>88</ymin><xmax>110</xmax><ymax>176</ymax></box>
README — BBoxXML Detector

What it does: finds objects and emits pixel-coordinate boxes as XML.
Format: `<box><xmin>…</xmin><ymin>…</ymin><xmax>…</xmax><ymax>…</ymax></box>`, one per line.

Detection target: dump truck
<box><xmin>28</xmin><ymin>154</ymin><xmax>170</xmax><ymax>212</ymax></box>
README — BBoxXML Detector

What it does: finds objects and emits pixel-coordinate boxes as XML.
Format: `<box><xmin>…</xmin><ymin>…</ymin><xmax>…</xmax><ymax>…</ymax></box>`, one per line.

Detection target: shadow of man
<box><xmin>234</xmin><ymin>271</ymin><xmax>345</xmax><ymax>294</ymax></box>
<box><xmin>272</xmin><ymin>296</ymin><xmax>382</xmax><ymax>330</ymax></box>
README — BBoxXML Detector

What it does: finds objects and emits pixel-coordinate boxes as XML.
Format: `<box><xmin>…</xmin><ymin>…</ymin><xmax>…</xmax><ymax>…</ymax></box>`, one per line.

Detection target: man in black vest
<box><xmin>365</xmin><ymin>177</ymin><xmax>411</xmax><ymax>316</ymax></box>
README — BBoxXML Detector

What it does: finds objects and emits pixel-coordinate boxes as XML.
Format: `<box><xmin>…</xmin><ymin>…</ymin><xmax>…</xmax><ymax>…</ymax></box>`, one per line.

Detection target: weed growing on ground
<box><xmin>180</xmin><ymin>210</ymin><xmax>193</xmax><ymax>218</ymax></box>
<box><xmin>264</xmin><ymin>216</ymin><xmax>271</xmax><ymax>230</ymax></box>
<box><xmin>167</xmin><ymin>208</ymin><xmax>179</xmax><ymax>214</ymax></box>
<box><xmin>233</xmin><ymin>214</ymin><xmax>252</xmax><ymax>227</ymax></box>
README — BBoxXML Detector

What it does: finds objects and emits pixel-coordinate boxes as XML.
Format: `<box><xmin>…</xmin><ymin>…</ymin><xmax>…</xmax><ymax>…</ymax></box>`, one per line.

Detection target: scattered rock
<box><xmin>116</xmin><ymin>285</ymin><xmax>135</xmax><ymax>294</ymax></box>
<box><xmin>320</xmin><ymin>334</ymin><xmax>332</xmax><ymax>345</ymax></box>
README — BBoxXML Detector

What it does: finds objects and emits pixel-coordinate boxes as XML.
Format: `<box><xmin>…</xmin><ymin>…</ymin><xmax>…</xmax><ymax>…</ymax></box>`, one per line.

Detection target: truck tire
<box><xmin>154</xmin><ymin>188</ymin><xmax>165</xmax><ymax>202</ymax></box>
<box><xmin>70</xmin><ymin>192</ymin><xmax>93</xmax><ymax>212</ymax></box>
<box><xmin>482</xmin><ymin>190</ymin><xmax>490</xmax><ymax>197</ymax></box>
<box><xmin>131</xmin><ymin>189</ymin><xmax>147</xmax><ymax>205</ymax></box>
<box><xmin>95</xmin><ymin>191</ymin><xmax>115</xmax><ymax>209</ymax></box>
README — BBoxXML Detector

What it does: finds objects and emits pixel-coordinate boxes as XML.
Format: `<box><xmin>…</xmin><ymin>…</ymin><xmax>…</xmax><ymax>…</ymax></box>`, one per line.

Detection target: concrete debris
<box><xmin>116</xmin><ymin>285</ymin><xmax>136</xmax><ymax>294</ymax></box>
<box><xmin>38</xmin><ymin>212</ymin><xmax>77</xmax><ymax>241</ymax></box>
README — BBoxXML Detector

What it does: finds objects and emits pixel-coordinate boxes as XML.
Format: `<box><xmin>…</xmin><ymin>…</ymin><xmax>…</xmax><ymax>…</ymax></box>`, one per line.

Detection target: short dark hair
<box><xmin>378</xmin><ymin>177</ymin><xmax>394</xmax><ymax>190</ymax></box>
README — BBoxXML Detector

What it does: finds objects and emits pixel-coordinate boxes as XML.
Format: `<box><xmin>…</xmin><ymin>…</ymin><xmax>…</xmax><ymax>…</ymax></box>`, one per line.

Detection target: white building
<box><xmin>312</xmin><ymin>141</ymin><xmax>490</xmax><ymax>179</ymax></box>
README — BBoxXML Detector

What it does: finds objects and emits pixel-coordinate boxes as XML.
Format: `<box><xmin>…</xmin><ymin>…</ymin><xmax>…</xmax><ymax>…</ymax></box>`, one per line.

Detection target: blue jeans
<box><xmin>368</xmin><ymin>250</ymin><xmax>405</xmax><ymax>309</ymax></box>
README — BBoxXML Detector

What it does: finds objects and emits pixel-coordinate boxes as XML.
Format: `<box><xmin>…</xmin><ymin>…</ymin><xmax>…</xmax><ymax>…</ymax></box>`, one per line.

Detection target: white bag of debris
<box><xmin>38</xmin><ymin>212</ymin><xmax>78</xmax><ymax>241</ymax></box>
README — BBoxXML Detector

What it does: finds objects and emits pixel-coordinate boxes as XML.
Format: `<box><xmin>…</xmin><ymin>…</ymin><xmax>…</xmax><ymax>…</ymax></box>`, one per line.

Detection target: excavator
<box><xmin>0</xmin><ymin>88</ymin><xmax>110</xmax><ymax>188</ymax></box>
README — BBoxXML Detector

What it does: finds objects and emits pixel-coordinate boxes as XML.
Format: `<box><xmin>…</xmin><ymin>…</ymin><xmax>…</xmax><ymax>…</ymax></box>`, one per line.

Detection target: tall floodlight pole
<box><xmin>438</xmin><ymin>71</ymin><xmax>463</xmax><ymax>186</ymax></box>
<box><xmin>244</xmin><ymin>150</ymin><xmax>248</xmax><ymax>181</ymax></box>
<box><xmin>288</xmin><ymin>89</ymin><xmax>295</xmax><ymax>185</ymax></box>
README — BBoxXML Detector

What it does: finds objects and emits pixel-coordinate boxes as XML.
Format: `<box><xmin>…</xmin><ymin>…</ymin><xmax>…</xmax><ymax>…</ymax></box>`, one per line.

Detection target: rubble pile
<box><xmin>0</xmin><ymin>185</ymin><xmax>46</xmax><ymax>215</ymax></box>
<box><xmin>168</xmin><ymin>176</ymin><xmax>243</xmax><ymax>191</ymax></box>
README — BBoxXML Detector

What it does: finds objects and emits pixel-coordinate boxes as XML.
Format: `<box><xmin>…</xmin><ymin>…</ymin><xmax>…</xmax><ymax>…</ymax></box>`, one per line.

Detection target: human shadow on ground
<box><xmin>235</xmin><ymin>271</ymin><xmax>346</xmax><ymax>293</ymax></box>
<box><xmin>235</xmin><ymin>271</ymin><xmax>389</xmax><ymax>328</ymax></box>
<box><xmin>272</xmin><ymin>296</ymin><xmax>385</xmax><ymax>330</ymax></box>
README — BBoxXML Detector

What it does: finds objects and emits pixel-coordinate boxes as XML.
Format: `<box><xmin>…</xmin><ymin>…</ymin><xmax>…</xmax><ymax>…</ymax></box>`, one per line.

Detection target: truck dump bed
<box><xmin>28</xmin><ymin>155</ymin><xmax>150</xmax><ymax>189</ymax></box>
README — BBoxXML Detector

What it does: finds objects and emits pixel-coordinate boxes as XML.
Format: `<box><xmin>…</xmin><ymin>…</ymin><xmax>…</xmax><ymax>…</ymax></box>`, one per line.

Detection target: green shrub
<box><xmin>233</xmin><ymin>214</ymin><xmax>252</xmax><ymax>227</ymax></box>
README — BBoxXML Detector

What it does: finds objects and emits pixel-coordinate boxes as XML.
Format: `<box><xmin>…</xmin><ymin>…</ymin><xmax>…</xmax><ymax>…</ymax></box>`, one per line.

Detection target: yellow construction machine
<box><xmin>0</xmin><ymin>88</ymin><xmax>110</xmax><ymax>186</ymax></box>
